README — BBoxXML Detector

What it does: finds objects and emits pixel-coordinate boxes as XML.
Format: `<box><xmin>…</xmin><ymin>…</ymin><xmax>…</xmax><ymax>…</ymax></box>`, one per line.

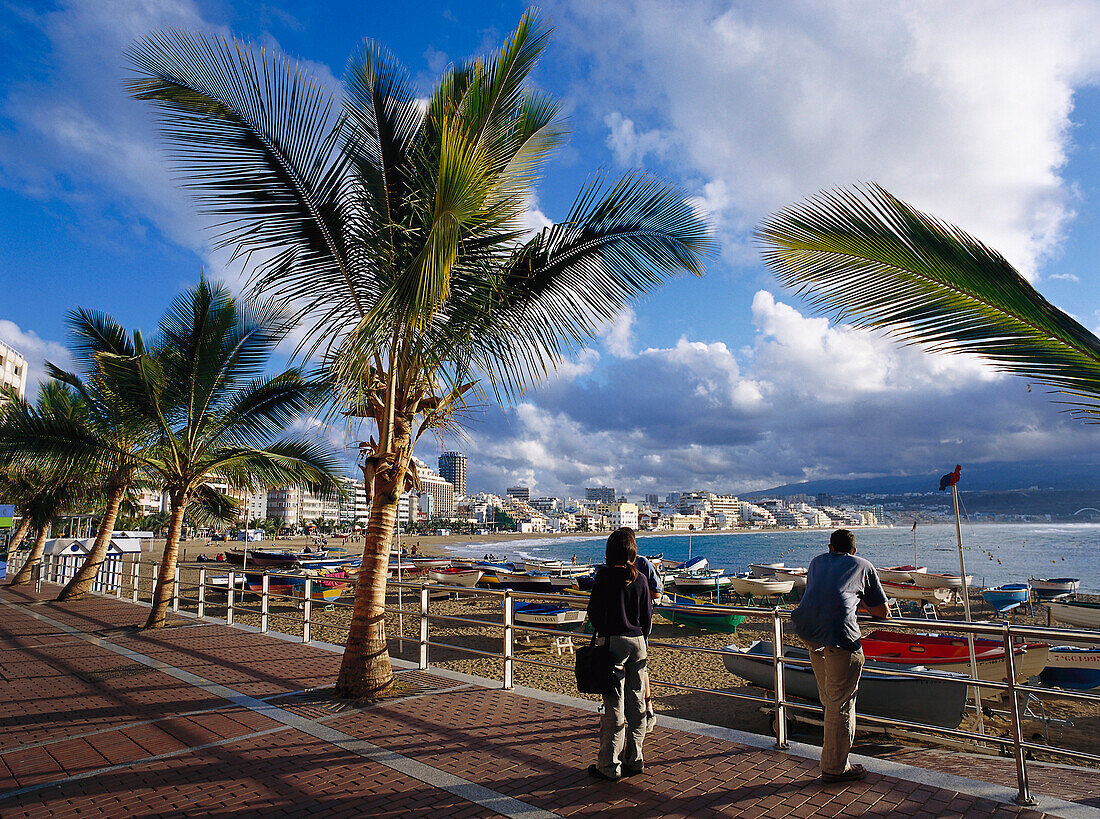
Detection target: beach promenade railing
<box><xmin>12</xmin><ymin>550</ymin><xmax>1100</xmax><ymax>807</ymax></box>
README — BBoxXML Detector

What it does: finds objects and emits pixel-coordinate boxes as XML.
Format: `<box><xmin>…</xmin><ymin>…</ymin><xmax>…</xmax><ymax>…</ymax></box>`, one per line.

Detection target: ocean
<box><xmin>445</xmin><ymin>522</ymin><xmax>1100</xmax><ymax>594</ymax></box>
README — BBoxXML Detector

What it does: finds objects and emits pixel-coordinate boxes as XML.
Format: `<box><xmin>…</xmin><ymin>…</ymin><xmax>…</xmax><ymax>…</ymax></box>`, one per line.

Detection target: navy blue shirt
<box><xmin>636</xmin><ymin>555</ymin><xmax>661</xmax><ymax>597</ymax></box>
<box><xmin>587</xmin><ymin>565</ymin><xmax>653</xmax><ymax>638</ymax></box>
<box><xmin>790</xmin><ymin>551</ymin><xmax>887</xmax><ymax>651</ymax></box>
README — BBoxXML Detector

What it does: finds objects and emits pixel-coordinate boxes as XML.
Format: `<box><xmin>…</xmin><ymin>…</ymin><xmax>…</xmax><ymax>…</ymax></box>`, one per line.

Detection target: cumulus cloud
<box><xmin>551</xmin><ymin>0</ymin><xmax>1100</xmax><ymax>276</ymax></box>
<box><xmin>420</xmin><ymin>292</ymin><xmax>1089</xmax><ymax>496</ymax></box>
<box><xmin>0</xmin><ymin>321</ymin><xmax>73</xmax><ymax>393</ymax></box>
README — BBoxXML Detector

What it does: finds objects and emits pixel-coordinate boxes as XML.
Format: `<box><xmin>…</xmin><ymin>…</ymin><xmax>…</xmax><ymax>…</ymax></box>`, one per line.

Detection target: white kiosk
<box><xmin>42</xmin><ymin>531</ymin><xmax>150</xmax><ymax>592</ymax></box>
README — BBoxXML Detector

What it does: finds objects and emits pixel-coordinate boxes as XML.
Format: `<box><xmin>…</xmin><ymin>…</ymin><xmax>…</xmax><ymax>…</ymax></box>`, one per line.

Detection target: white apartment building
<box><xmin>670</xmin><ymin>513</ymin><xmax>706</xmax><ymax>531</ymax></box>
<box><xmin>414</xmin><ymin>458</ymin><xmax>455</xmax><ymax>518</ymax></box>
<box><xmin>267</xmin><ymin>486</ymin><xmax>300</xmax><ymax>527</ymax></box>
<box><xmin>709</xmin><ymin>495</ymin><xmax>742</xmax><ymax>528</ymax></box>
<box><xmin>0</xmin><ymin>341</ymin><xmax>27</xmax><ymax>402</ymax></box>
<box><xmin>607</xmin><ymin>502</ymin><xmax>638</xmax><ymax>530</ymax></box>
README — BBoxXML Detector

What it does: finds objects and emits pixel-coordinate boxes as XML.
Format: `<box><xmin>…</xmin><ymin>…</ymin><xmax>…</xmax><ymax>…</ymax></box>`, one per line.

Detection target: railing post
<box><xmin>302</xmin><ymin>579</ymin><xmax>312</xmax><ymax>643</ymax></box>
<box><xmin>150</xmin><ymin>562</ymin><xmax>158</xmax><ymax>604</ymax></box>
<box><xmin>131</xmin><ymin>560</ymin><xmax>139</xmax><ymax>603</ymax></box>
<box><xmin>1002</xmin><ymin>622</ymin><xmax>1037</xmax><ymax>806</ymax></box>
<box><xmin>226</xmin><ymin>572</ymin><xmax>236</xmax><ymax>625</ymax></box>
<box><xmin>198</xmin><ymin>567</ymin><xmax>206</xmax><ymax>618</ymax></box>
<box><xmin>419</xmin><ymin>585</ymin><xmax>430</xmax><ymax>670</ymax></box>
<box><xmin>261</xmin><ymin>572</ymin><xmax>270</xmax><ymax>633</ymax></box>
<box><xmin>771</xmin><ymin>608</ymin><xmax>789</xmax><ymax>749</ymax></box>
<box><xmin>172</xmin><ymin>565</ymin><xmax>180</xmax><ymax>613</ymax></box>
<box><xmin>503</xmin><ymin>592</ymin><xmax>514</xmax><ymax>690</ymax></box>
<box><xmin>116</xmin><ymin>559</ymin><xmax>125</xmax><ymax>598</ymax></box>
<box><xmin>34</xmin><ymin>559</ymin><xmax>42</xmax><ymax>594</ymax></box>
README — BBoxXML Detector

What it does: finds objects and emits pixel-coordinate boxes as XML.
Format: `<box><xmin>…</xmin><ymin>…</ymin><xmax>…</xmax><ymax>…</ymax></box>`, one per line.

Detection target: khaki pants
<box><xmin>597</xmin><ymin>635</ymin><xmax>647</xmax><ymax>777</ymax></box>
<box><xmin>805</xmin><ymin>642</ymin><xmax>864</xmax><ymax>776</ymax></box>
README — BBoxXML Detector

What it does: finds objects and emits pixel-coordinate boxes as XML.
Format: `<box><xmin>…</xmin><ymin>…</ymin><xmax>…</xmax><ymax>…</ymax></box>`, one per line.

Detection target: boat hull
<box><xmin>721</xmin><ymin>641</ymin><xmax>968</xmax><ymax>729</ymax></box>
<box><xmin>880</xmin><ymin>581</ymin><xmax>950</xmax><ymax>604</ymax></box>
<box><xmin>1029</xmin><ymin>577</ymin><xmax>1080</xmax><ymax>600</ymax></box>
<box><xmin>656</xmin><ymin>594</ymin><xmax>746</xmax><ymax>632</ymax></box>
<box><xmin>730</xmin><ymin>575</ymin><xmax>796</xmax><ymax>597</ymax></box>
<box><xmin>1047</xmin><ymin>600</ymin><xmax>1100</xmax><ymax>629</ymax></box>
<box><xmin>1040</xmin><ymin>647</ymin><xmax>1100</xmax><ymax>690</ymax></box>
<box><xmin>911</xmin><ymin>572</ymin><xmax>973</xmax><ymax>590</ymax></box>
<box><xmin>981</xmin><ymin>584</ymin><xmax>1030</xmax><ymax>613</ymax></box>
<box><xmin>428</xmin><ymin>568</ymin><xmax>483</xmax><ymax>587</ymax></box>
<box><xmin>513</xmin><ymin>603</ymin><xmax>586</xmax><ymax>631</ymax></box>
<box><xmin>877</xmin><ymin>566</ymin><xmax>927</xmax><ymax>584</ymax></box>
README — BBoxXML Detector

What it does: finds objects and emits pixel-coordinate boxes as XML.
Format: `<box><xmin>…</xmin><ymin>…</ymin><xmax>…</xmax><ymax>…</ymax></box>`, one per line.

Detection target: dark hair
<box><xmin>606</xmin><ymin>527</ymin><xmax>638</xmax><ymax>581</ymax></box>
<box><xmin>829</xmin><ymin>529</ymin><xmax>856</xmax><ymax>554</ymax></box>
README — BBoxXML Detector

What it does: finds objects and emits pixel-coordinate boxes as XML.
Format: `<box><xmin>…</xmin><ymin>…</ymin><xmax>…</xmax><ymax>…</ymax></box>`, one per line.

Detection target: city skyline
<box><xmin>4</xmin><ymin>2</ymin><xmax>1100</xmax><ymax>497</ymax></box>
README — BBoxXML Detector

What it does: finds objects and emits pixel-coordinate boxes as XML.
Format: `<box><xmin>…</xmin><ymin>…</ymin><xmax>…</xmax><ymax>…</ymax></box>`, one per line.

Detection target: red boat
<box><xmin>862</xmin><ymin>630</ymin><xmax>1049</xmax><ymax>698</ymax></box>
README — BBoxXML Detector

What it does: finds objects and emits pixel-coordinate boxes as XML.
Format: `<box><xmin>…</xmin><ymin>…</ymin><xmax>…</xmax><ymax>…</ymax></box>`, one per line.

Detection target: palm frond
<box><xmin>756</xmin><ymin>183</ymin><xmax>1100</xmax><ymax>417</ymax></box>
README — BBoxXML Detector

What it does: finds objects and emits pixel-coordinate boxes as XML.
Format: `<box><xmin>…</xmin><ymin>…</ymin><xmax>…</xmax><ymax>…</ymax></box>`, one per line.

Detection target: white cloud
<box><xmin>1050</xmin><ymin>272</ymin><xmax>1080</xmax><ymax>282</ymax></box>
<box><xmin>553</xmin><ymin>0</ymin><xmax>1100</xmax><ymax>278</ymax></box>
<box><xmin>600</xmin><ymin>307</ymin><xmax>637</xmax><ymax>358</ymax></box>
<box><xmin>0</xmin><ymin>321</ymin><xmax>73</xmax><ymax>392</ymax></box>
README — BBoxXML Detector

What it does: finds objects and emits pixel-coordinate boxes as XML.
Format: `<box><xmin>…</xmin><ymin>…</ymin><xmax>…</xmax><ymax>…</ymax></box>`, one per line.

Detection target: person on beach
<box><xmin>791</xmin><ymin>529</ymin><xmax>889</xmax><ymax>784</ymax></box>
<box><xmin>586</xmin><ymin>527</ymin><xmax>652</xmax><ymax>782</ymax></box>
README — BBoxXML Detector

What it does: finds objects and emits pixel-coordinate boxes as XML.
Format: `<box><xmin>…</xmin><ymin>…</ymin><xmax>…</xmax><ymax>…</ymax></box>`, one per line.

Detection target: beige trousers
<box><xmin>597</xmin><ymin>635</ymin><xmax>647</xmax><ymax>777</ymax></box>
<box><xmin>805</xmin><ymin>642</ymin><xmax>865</xmax><ymax>776</ymax></box>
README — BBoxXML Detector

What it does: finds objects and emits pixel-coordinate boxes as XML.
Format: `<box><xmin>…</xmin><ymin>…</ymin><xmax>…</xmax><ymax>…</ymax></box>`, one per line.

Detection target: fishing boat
<box><xmin>409</xmin><ymin>557</ymin><xmax>451</xmax><ymax>570</ymax></box>
<box><xmin>427</xmin><ymin>567</ymin><xmax>483</xmax><ymax>587</ymax></box>
<box><xmin>522</xmin><ymin>558</ymin><xmax>565</xmax><ymax>572</ymax></box>
<box><xmin>643</xmin><ymin>553</ymin><xmax>665</xmax><ymax>571</ymax></box>
<box><xmin>674</xmin><ymin>570</ymin><xmax>732</xmax><ymax>593</ymax></box>
<box><xmin>880</xmin><ymin>580</ymin><xmax>951</xmax><ymax>604</ymax></box>
<box><xmin>1029</xmin><ymin>577</ymin><xmax>1081</xmax><ymax>601</ymax></box>
<box><xmin>1047</xmin><ymin>600</ymin><xmax>1100</xmax><ymax>630</ymax></box>
<box><xmin>224</xmin><ymin>548</ymin><xmax>304</xmax><ymax>568</ymax></box>
<box><xmin>243</xmin><ymin>572</ymin><xmax>297</xmax><ymax>597</ymax></box>
<box><xmin>477</xmin><ymin>570</ymin><xmax>566</xmax><ymax>592</ymax></box>
<box><xmin>721</xmin><ymin>641</ymin><xmax>969</xmax><ymax>728</ymax></box>
<box><xmin>656</xmin><ymin>593</ymin><xmax>746</xmax><ymax>632</ymax></box>
<box><xmin>748</xmin><ymin>562</ymin><xmax>784</xmax><ymax>578</ymax></box>
<box><xmin>297</xmin><ymin>554</ymin><xmax>361</xmax><ymax>570</ymax></box>
<box><xmin>666</xmin><ymin>555</ymin><xmax>708</xmax><ymax>573</ymax></box>
<box><xmin>877</xmin><ymin>565</ymin><xmax>928</xmax><ymax>584</ymax></box>
<box><xmin>773</xmin><ymin>568</ymin><xmax>808</xmax><ymax>589</ymax></box>
<box><xmin>980</xmin><ymin>583</ymin><xmax>1030</xmax><ymax>614</ymax></box>
<box><xmin>1039</xmin><ymin>647</ymin><xmax>1100</xmax><ymax>690</ymax></box>
<box><xmin>511</xmin><ymin>601</ymin><xmax>586</xmax><ymax>631</ymax></box>
<box><xmin>293</xmin><ymin>570</ymin><xmax>351</xmax><ymax>603</ymax></box>
<box><xmin>863</xmin><ymin>629</ymin><xmax>1049</xmax><ymax>696</ymax></box>
<box><xmin>729</xmin><ymin>573</ymin><xmax>795</xmax><ymax>598</ymax></box>
<box><xmin>911</xmin><ymin>571</ymin><xmax>973</xmax><ymax>590</ymax></box>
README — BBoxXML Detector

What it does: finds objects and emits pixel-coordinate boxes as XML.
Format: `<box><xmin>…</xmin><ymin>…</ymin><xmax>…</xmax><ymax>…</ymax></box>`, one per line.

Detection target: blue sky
<box><xmin>4</xmin><ymin>1</ymin><xmax>1100</xmax><ymax>497</ymax></box>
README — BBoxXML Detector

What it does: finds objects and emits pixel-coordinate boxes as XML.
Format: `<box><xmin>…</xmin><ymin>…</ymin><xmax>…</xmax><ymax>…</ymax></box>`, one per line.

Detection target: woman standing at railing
<box><xmin>586</xmin><ymin>527</ymin><xmax>652</xmax><ymax>782</ymax></box>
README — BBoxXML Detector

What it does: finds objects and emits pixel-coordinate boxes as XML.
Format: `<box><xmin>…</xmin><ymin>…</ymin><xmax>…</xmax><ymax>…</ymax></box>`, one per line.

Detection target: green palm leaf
<box><xmin>756</xmin><ymin>183</ymin><xmax>1100</xmax><ymax>418</ymax></box>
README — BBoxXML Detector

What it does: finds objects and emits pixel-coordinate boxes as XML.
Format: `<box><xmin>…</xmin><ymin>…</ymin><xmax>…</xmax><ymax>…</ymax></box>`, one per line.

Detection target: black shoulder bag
<box><xmin>575</xmin><ymin>632</ymin><xmax>615</xmax><ymax>695</ymax></box>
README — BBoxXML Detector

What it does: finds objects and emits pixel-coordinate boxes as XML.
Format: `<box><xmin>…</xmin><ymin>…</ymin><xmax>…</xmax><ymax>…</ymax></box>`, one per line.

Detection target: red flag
<box><xmin>938</xmin><ymin>464</ymin><xmax>961</xmax><ymax>491</ymax></box>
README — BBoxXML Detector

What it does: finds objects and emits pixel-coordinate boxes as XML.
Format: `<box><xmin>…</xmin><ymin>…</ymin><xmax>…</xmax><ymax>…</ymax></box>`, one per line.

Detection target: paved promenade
<box><xmin>0</xmin><ymin>584</ymin><xmax>1090</xmax><ymax>818</ymax></box>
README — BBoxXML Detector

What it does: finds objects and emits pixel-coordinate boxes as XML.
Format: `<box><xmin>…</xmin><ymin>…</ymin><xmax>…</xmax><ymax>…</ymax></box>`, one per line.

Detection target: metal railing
<box><xmin>11</xmin><ymin>549</ymin><xmax>1100</xmax><ymax>807</ymax></box>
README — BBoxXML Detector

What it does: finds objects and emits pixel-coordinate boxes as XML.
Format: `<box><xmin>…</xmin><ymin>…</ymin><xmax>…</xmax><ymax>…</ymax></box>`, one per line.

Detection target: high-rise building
<box><xmin>438</xmin><ymin>451</ymin><xmax>467</xmax><ymax>496</ymax></box>
<box><xmin>414</xmin><ymin>459</ymin><xmax>455</xmax><ymax>518</ymax></box>
<box><xmin>585</xmin><ymin>486</ymin><xmax>616</xmax><ymax>504</ymax></box>
<box><xmin>645</xmin><ymin>494</ymin><xmax>659</xmax><ymax>507</ymax></box>
<box><xmin>506</xmin><ymin>486</ymin><xmax>530</xmax><ymax>502</ymax></box>
<box><xmin>0</xmin><ymin>341</ymin><xmax>27</xmax><ymax>403</ymax></box>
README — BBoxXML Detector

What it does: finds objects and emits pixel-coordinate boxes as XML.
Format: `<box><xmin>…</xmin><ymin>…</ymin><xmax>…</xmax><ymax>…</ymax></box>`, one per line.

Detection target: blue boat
<box><xmin>1039</xmin><ymin>647</ymin><xmax>1100</xmax><ymax>690</ymax></box>
<box><xmin>981</xmin><ymin>583</ymin><xmax>1029</xmax><ymax>614</ymax></box>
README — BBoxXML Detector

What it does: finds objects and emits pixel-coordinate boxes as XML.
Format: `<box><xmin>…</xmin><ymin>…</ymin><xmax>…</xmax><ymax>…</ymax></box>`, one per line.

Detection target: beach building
<box><xmin>505</xmin><ymin>486</ymin><xmax>529</xmax><ymax>503</ymax></box>
<box><xmin>670</xmin><ymin>512</ymin><xmax>706</xmax><ymax>531</ymax></box>
<box><xmin>607</xmin><ymin>501</ymin><xmax>638</xmax><ymax>530</ymax></box>
<box><xmin>0</xmin><ymin>341</ymin><xmax>27</xmax><ymax>402</ymax></box>
<box><xmin>585</xmin><ymin>486</ymin><xmax>616</xmax><ymax>504</ymax></box>
<box><xmin>415</xmin><ymin>459</ymin><xmax>455</xmax><ymax>518</ymax></box>
<box><xmin>438</xmin><ymin>451</ymin><xmax>467</xmax><ymax>497</ymax></box>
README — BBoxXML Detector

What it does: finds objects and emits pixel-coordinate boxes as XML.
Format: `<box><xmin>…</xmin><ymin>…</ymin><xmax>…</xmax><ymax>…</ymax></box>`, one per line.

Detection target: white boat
<box><xmin>730</xmin><ymin>573</ymin><xmax>795</xmax><ymax>597</ymax></box>
<box><xmin>674</xmin><ymin>572</ymin><xmax>732</xmax><ymax>593</ymax></box>
<box><xmin>427</xmin><ymin>567</ymin><xmax>484</xmax><ymax>587</ymax></box>
<box><xmin>1047</xmin><ymin>600</ymin><xmax>1100</xmax><ymax>630</ymax></box>
<box><xmin>1029</xmin><ymin>577</ymin><xmax>1081</xmax><ymax>600</ymax></box>
<box><xmin>409</xmin><ymin>557</ymin><xmax>451</xmax><ymax>570</ymax></box>
<box><xmin>880</xmin><ymin>580</ymin><xmax>951</xmax><ymax>604</ymax></box>
<box><xmin>512</xmin><ymin>602</ymin><xmax>586</xmax><ymax>630</ymax></box>
<box><xmin>773</xmin><ymin>567</ymin><xmax>808</xmax><ymax>589</ymax></box>
<box><xmin>911</xmin><ymin>571</ymin><xmax>973</xmax><ymax>590</ymax></box>
<box><xmin>748</xmin><ymin>562</ymin><xmax>784</xmax><ymax>578</ymax></box>
<box><xmin>522</xmin><ymin>559</ymin><xmax>565</xmax><ymax>572</ymax></box>
<box><xmin>877</xmin><ymin>565</ymin><xmax>928</xmax><ymax>584</ymax></box>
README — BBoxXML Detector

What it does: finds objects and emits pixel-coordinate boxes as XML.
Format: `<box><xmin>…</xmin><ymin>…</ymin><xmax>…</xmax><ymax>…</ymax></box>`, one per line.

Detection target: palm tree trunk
<box><xmin>335</xmin><ymin>429</ymin><xmax>412</xmax><ymax>698</ymax></box>
<box><xmin>57</xmin><ymin>484</ymin><xmax>127</xmax><ymax>601</ymax></box>
<box><xmin>5</xmin><ymin>516</ymin><xmax>35</xmax><ymax>585</ymax></box>
<box><xmin>145</xmin><ymin>491</ymin><xmax>187</xmax><ymax>629</ymax></box>
<box><xmin>8</xmin><ymin>519</ymin><xmax>47</xmax><ymax>586</ymax></box>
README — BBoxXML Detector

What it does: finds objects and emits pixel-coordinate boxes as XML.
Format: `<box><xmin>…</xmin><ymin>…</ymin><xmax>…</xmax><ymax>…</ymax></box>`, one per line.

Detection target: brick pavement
<box><xmin>0</xmin><ymin>583</ymin><xmax>1077</xmax><ymax>818</ymax></box>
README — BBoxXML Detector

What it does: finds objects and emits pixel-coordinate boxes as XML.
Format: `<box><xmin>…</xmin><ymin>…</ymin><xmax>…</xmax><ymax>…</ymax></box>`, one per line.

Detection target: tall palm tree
<box><xmin>0</xmin><ymin>321</ymin><xmax>158</xmax><ymax>600</ymax></box>
<box><xmin>125</xmin><ymin>12</ymin><xmax>711</xmax><ymax>695</ymax></box>
<box><xmin>105</xmin><ymin>278</ymin><xmax>341</xmax><ymax>628</ymax></box>
<box><xmin>4</xmin><ymin>381</ymin><xmax>96</xmax><ymax>585</ymax></box>
<box><xmin>756</xmin><ymin>183</ymin><xmax>1100</xmax><ymax>416</ymax></box>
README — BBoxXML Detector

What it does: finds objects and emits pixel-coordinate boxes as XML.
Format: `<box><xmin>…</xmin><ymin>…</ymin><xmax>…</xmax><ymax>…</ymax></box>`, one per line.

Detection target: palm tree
<box><xmin>125</xmin><ymin>12</ymin><xmax>711</xmax><ymax>696</ymax></box>
<box><xmin>4</xmin><ymin>381</ymin><xmax>97</xmax><ymax>585</ymax></box>
<box><xmin>756</xmin><ymin>183</ymin><xmax>1100</xmax><ymax>416</ymax></box>
<box><xmin>102</xmin><ymin>278</ymin><xmax>342</xmax><ymax>628</ymax></box>
<box><xmin>0</xmin><ymin>318</ymin><xmax>158</xmax><ymax>600</ymax></box>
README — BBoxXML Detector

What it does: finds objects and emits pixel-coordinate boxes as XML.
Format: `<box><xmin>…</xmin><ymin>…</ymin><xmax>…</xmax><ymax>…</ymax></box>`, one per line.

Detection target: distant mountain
<box><xmin>746</xmin><ymin>460</ymin><xmax>1100</xmax><ymax>497</ymax></box>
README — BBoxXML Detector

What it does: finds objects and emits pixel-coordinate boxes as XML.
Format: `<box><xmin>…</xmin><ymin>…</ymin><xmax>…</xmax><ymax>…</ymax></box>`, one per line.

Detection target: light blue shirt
<box><xmin>790</xmin><ymin>551</ymin><xmax>887</xmax><ymax>651</ymax></box>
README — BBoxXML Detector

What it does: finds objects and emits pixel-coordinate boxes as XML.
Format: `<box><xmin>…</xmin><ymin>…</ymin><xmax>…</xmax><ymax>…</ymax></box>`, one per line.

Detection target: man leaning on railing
<box><xmin>790</xmin><ymin>529</ymin><xmax>889</xmax><ymax>784</ymax></box>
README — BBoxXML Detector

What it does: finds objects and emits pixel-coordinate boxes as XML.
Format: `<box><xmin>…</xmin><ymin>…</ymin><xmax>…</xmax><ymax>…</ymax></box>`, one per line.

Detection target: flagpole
<box><xmin>952</xmin><ymin>481</ymin><xmax>984</xmax><ymax>734</ymax></box>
